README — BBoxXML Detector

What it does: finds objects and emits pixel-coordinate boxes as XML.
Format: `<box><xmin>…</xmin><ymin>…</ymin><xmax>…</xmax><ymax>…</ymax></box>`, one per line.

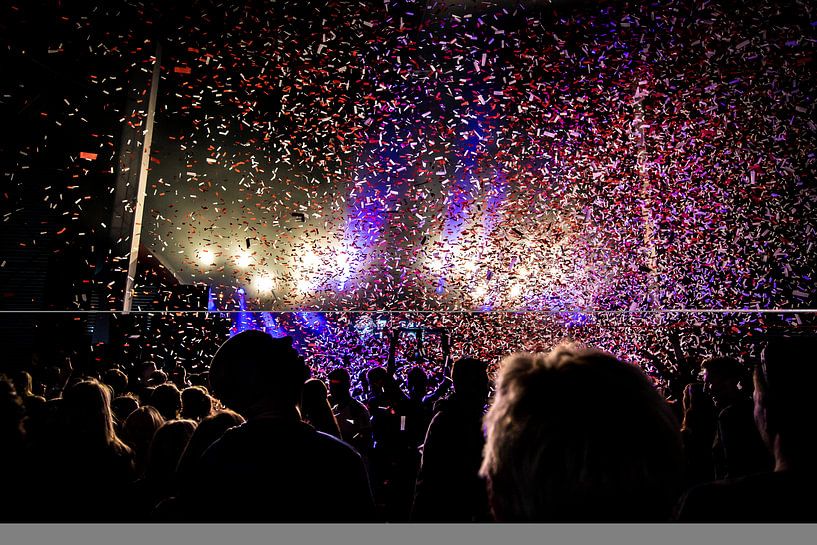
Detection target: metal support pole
<box><xmin>123</xmin><ymin>43</ymin><xmax>161</xmax><ymax>313</ymax></box>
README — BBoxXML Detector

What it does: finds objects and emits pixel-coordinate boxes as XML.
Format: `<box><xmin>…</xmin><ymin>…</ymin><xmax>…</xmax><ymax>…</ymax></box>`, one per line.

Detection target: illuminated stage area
<box><xmin>134</xmin><ymin>0</ymin><xmax>814</xmax><ymax>315</ymax></box>
<box><xmin>1</xmin><ymin>0</ymin><xmax>814</xmax><ymax>385</ymax></box>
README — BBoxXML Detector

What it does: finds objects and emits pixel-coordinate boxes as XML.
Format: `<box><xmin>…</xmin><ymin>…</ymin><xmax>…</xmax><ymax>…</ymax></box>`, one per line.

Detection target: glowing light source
<box><xmin>198</xmin><ymin>249</ymin><xmax>216</xmax><ymax>267</ymax></box>
<box><xmin>428</xmin><ymin>256</ymin><xmax>445</xmax><ymax>271</ymax></box>
<box><xmin>472</xmin><ymin>285</ymin><xmax>487</xmax><ymax>299</ymax></box>
<box><xmin>254</xmin><ymin>275</ymin><xmax>275</xmax><ymax>293</ymax></box>
<box><xmin>336</xmin><ymin>252</ymin><xmax>349</xmax><ymax>268</ymax></box>
<box><xmin>236</xmin><ymin>251</ymin><xmax>253</xmax><ymax>268</ymax></box>
<box><xmin>336</xmin><ymin>251</ymin><xmax>352</xmax><ymax>285</ymax></box>
<box><xmin>509</xmin><ymin>284</ymin><xmax>522</xmax><ymax>298</ymax></box>
<box><xmin>302</xmin><ymin>251</ymin><xmax>320</xmax><ymax>268</ymax></box>
<box><xmin>296</xmin><ymin>278</ymin><xmax>312</xmax><ymax>294</ymax></box>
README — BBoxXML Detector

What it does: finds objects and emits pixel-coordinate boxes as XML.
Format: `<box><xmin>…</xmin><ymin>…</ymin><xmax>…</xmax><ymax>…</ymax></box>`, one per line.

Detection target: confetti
<box><xmin>1</xmin><ymin>0</ymin><xmax>814</xmax><ymax>391</ymax></box>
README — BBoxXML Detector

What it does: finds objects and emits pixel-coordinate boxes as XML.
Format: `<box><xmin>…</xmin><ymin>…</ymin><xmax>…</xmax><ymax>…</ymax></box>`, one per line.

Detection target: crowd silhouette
<box><xmin>1</xmin><ymin>329</ymin><xmax>815</xmax><ymax>523</ymax></box>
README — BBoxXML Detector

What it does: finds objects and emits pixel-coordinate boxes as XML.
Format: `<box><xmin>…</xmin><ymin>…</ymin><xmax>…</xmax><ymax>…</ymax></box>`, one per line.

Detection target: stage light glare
<box><xmin>336</xmin><ymin>251</ymin><xmax>350</xmax><ymax>267</ymax></box>
<box><xmin>254</xmin><ymin>275</ymin><xmax>275</xmax><ymax>293</ymax></box>
<box><xmin>516</xmin><ymin>265</ymin><xmax>529</xmax><ymax>277</ymax></box>
<box><xmin>302</xmin><ymin>251</ymin><xmax>320</xmax><ymax>268</ymax></box>
<box><xmin>198</xmin><ymin>249</ymin><xmax>216</xmax><ymax>267</ymax></box>
<box><xmin>236</xmin><ymin>252</ymin><xmax>253</xmax><ymax>268</ymax></box>
<box><xmin>472</xmin><ymin>285</ymin><xmax>487</xmax><ymax>299</ymax></box>
<box><xmin>296</xmin><ymin>278</ymin><xmax>312</xmax><ymax>294</ymax></box>
<box><xmin>509</xmin><ymin>284</ymin><xmax>522</xmax><ymax>298</ymax></box>
<box><xmin>428</xmin><ymin>257</ymin><xmax>445</xmax><ymax>271</ymax></box>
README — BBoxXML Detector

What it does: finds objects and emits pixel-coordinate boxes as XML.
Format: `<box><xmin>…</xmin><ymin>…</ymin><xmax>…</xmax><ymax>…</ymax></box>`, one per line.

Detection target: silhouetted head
<box><xmin>169</xmin><ymin>366</ymin><xmax>188</xmax><ymax>389</ymax></box>
<box><xmin>177</xmin><ymin>409</ymin><xmax>245</xmax><ymax>484</ymax></box>
<box><xmin>145</xmin><ymin>419</ymin><xmax>197</xmax><ymax>483</ymax></box>
<box><xmin>187</xmin><ymin>373</ymin><xmax>208</xmax><ymax>387</ymax></box>
<box><xmin>181</xmin><ymin>386</ymin><xmax>213</xmax><ymax>421</ymax></box>
<box><xmin>151</xmin><ymin>383</ymin><xmax>182</xmax><ymax>421</ymax></box>
<box><xmin>357</xmin><ymin>369</ymin><xmax>370</xmax><ymax>396</ymax></box>
<box><xmin>111</xmin><ymin>395</ymin><xmax>139</xmax><ymax>428</ymax></box>
<box><xmin>480</xmin><ymin>345</ymin><xmax>683</xmax><ymax>521</ymax></box>
<box><xmin>147</xmin><ymin>369</ymin><xmax>168</xmax><ymax>387</ymax></box>
<box><xmin>681</xmin><ymin>382</ymin><xmax>714</xmax><ymax>434</ymax></box>
<box><xmin>122</xmin><ymin>405</ymin><xmax>165</xmax><ymax>455</ymax></box>
<box><xmin>62</xmin><ymin>379</ymin><xmax>129</xmax><ymax>452</ymax></box>
<box><xmin>11</xmin><ymin>370</ymin><xmax>34</xmax><ymax>397</ymax></box>
<box><xmin>301</xmin><ymin>378</ymin><xmax>341</xmax><ymax>437</ymax></box>
<box><xmin>327</xmin><ymin>367</ymin><xmax>352</xmax><ymax>401</ymax></box>
<box><xmin>406</xmin><ymin>366</ymin><xmax>428</xmax><ymax>400</ymax></box>
<box><xmin>302</xmin><ymin>378</ymin><xmax>329</xmax><ymax>405</ymax></box>
<box><xmin>366</xmin><ymin>366</ymin><xmax>388</xmax><ymax>394</ymax></box>
<box><xmin>701</xmin><ymin>356</ymin><xmax>745</xmax><ymax>409</ymax></box>
<box><xmin>208</xmin><ymin>331</ymin><xmax>307</xmax><ymax>418</ymax></box>
<box><xmin>451</xmin><ymin>357</ymin><xmax>490</xmax><ymax>404</ymax></box>
<box><xmin>755</xmin><ymin>336</ymin><xmax>817</xmax><ymax>470</ymax></box>
<box><xmin>102</xmin><ymin>368</ymin><xmax>128</xmax><ymax>397</ymax></box>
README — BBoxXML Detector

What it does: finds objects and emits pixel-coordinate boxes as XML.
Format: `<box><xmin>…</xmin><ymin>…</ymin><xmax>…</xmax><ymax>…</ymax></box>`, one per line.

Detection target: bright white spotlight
<box><xmin>254</xmin><ymin>275</ymin><xmax>275</xmax><ymax>293</ymax></box>
<box><xmin>516</xmin><ymin>265</ymin><xmax>529</xmax><ymax>277</ymax></box>
<box><xmin>198</xmin><ymin>249</ymin><xmax>216</xmax><ymax>267</ymax></box>
<box><xmin>302</xmin><ymin>251</ymin><xmax>320</xmax><ymax>268</ymax></box>
<box><xmin>509</xmin><ymin>284</ymin><xmax>522</xmax><ymax>298</ymax></box>
<box><xmin>472</xmin><ymin>285</ymin><xmax>487</xmax><ymax>299</ymax></box>
<box><xmin>296</xmin><ymin>278</ymin><xmax>312</xmax><ymax>294</ymax></box>
<box><xmin>236</xmin><ymin>251</ymin><xmax>253</xmax><ymax>268</ymax></box>
<box><xmin>336</xmin><ymin>251</ymin><xmax>349</xmax><ymax>267</ymax></box>
<box><xmin>428</xmin><ymin>256</ymin><xmax>445</xmax><ymax>271</ymax></box>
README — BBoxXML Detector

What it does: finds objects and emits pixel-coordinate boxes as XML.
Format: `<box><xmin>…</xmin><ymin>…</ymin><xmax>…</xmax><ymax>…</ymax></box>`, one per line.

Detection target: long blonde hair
<box><xmin>62</xmin><ymin>379</ymin><xmax>131</xmax><ymax>455</ymax></box>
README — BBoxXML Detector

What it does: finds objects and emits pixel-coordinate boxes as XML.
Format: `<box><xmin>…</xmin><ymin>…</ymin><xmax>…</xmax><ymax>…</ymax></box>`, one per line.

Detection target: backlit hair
<box><xmin>480</xmin><ymin>345</ymin><xmax>683</xmax><ymax>521</ymax></box>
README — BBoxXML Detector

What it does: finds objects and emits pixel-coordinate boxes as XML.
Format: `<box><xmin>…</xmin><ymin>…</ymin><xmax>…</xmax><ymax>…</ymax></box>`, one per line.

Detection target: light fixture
<box><xmin>198</xmin><ymin>249</ymin><xmax>216</xmax><ymax>267</ymax></box>
<box><xmin>336</xmin><ymin>251</ymin><xmax>349</xmax><ymax>267</ymax></box>
<box><xmin>254</xmin><ymin>275</ymin><xmax>275</xmax><ymax>293</ymax></box>
<box><xmin>428</xmin><ymin>256</ymin><xmax>445</xmax><ymax>271</ymax></box>
<box><xmin>236</xmin><ymin>251</ymin><xmax>253</xmax><ymax>268</ymax></box>
<box><xmin>296</xmin><ymin>278</ymin><xmax>312</xmax><ymax>294</ymax></box>
<box><xmin>302</xmin><ymin>251</ymin><xmax>320</xmax><ymax>268</ymax></box>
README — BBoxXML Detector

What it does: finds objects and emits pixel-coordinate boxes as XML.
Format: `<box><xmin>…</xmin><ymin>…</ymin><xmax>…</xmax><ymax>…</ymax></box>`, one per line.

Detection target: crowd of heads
<box><xmin>2</xmin><ymin>327</ymin><xmax>816</xmax><ymax>522</ymax></box>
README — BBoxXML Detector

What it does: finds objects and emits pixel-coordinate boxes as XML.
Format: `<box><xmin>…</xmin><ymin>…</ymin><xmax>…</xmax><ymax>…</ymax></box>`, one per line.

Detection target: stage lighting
<box><xmin>472</xmin><ymin>285</ymin><xmax>487</xmax><ymax>299</ymax></box>
<box><xmin>236</xmin><ymin>251</ymin><xmax>253</xmax><ymax>268</ymax></box>
<box><xmin>509</xmin><ymin>284</ymin><xmax>522</xmax><ymax>298</ymax></box>
<box><xmin>254</xmin><ymin>275</ymin><xmax>275</xmax><ymax>293</ymax></box>
<box><xmin>296</xmin><ymin>278</ymin><xmax>312</xmax><ymax>294</ymax></box>
<box><xmin>428</xmin><ymin>256</ymin><xmax>445</xmax><ymax>271</ymax></box>
<box><xmin>336</xmin><ymin>252</ymin><xmax>352</xmax><ymax>282</ymax></box>
<box><xmin>336</xmin><ymin>251</ymin><xmax>349</xmax><ymax>267</ymax></box>
<box><xmin>198</xmin><ymin>249</ymin><xmax>216</xmax><ymax>267</ymax></box>
<box><xmin>302</xmin><ymin>251</ymin><xmax>320</xmax><ymax>268</ymax></box>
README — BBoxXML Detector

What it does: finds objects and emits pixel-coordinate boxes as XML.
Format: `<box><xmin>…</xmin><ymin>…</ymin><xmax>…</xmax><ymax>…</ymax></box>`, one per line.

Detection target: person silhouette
<box><xmin>413</xmin><ymin>357</ymin><xmax>491</xmax><ymax>521</ymax></box>
<box><xmin>677</xmin><ymin>336</ymin><xmax>817</xmax><ymax>521</ymax></box>
<box><xmin>178</xmin><ymin>331</ymin><xmax>374</xmax><ymax>521</ymax></box>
